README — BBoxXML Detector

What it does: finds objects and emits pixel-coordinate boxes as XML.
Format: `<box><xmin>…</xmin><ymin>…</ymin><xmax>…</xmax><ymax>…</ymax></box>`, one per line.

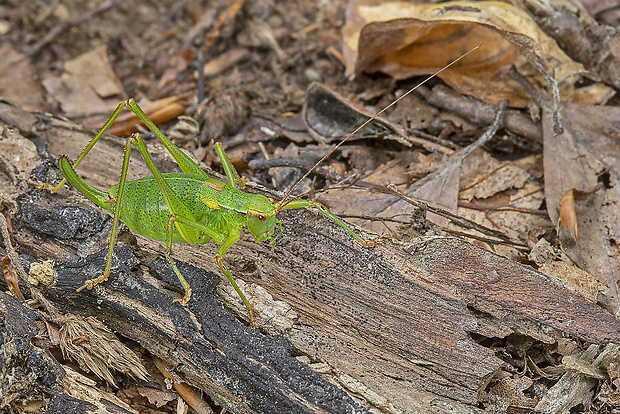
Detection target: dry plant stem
<box><xmin>413</xmin><ymin>129</ymin><xmax>460</xmax><ymax>151</ymax></box>
<box><xmin>459</xmin><ymin>201</ymin><xmax>548</xmax><ymax>215</ymax></box>
<box><xmin>507</xmin><ymin>65</ymin><xmax>563</xmax><ymax>136</ymax></box>
<box><xmin>407</xmin><ymin>135</ymin><xmax>454</xmax><ymax>155</ymax></box>
<box><xmin>25</xmin><ymin>1</ymin><xmax>115</xmax><ymax>57</ymax></box>
<box><xmin>416</xmin><ymin>84</ymin><xmax>542</xmax><ymax>143</ymax></box>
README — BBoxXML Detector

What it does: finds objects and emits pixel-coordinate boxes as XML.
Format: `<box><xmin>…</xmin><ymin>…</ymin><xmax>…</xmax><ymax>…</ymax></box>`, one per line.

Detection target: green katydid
<box><xmin>53</xmin><ymin>98</ymin><xmax>378</xmax><ymax>327</ymax></box>
<box><xmin>50</xmin><ymin>45</ymin><xmax>480</xmax><ymax>328</ymax></box>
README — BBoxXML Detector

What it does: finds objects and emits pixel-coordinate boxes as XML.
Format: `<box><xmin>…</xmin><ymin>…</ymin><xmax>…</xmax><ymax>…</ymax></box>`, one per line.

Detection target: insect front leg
<box><xmin>279</xmin><ymin>199</ymin><xmax>386</xmax><ymax>247</ymax></box>
<box><xmin>214</xmin><ymin>227</ymin><xmax>257</xmax><ymax>328</ymax></box>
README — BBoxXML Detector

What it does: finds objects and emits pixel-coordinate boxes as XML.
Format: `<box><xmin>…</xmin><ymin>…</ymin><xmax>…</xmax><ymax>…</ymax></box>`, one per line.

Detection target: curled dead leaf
<box><xmin>343</xmin><ymin>0</ymin><xmax>607</xmax><ymax>107</ymax></box>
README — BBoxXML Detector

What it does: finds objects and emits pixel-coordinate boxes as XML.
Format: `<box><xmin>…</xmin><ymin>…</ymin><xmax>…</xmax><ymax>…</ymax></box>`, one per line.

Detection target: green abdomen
<box><xmin>110</xmin><ymin>173</ymin><xmax>223</xmax><ymax>244</ymax></box>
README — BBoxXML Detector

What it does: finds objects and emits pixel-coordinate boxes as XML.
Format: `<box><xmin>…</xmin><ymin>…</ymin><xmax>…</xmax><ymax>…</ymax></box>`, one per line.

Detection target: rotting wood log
<box><xmin>1</xmin><ymin>101</ymin><xmax>619</xmax><ymax>413</ymax></box>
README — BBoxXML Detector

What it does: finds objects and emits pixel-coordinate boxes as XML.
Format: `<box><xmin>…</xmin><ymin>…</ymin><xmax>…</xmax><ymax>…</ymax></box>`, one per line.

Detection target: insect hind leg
<box><xmin>77</xmin><ymin>131</ymin><xmax>134</xmax><ymax>293</ymax></box>
<box><xmin>124</xmin><ymin>99</ymin><xmax>209</xmax><ymax>180</ymax></box>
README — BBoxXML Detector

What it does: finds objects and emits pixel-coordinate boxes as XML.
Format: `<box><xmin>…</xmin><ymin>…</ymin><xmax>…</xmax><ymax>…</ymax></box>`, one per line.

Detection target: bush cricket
<box><xmin>50</xmin><ymin>45</ymin><xmax>480</xmax><ymax>327</ymax></box>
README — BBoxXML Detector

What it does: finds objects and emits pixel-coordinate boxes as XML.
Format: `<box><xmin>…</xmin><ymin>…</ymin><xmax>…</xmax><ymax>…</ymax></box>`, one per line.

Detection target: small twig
<box><xmin>257</xmin><ymin>142</ymin><xmax>277</xmax><ymax>189</ymax></box>
<box><xmin>507</xmin><ymin>66</ymin><xmax>563</xmax><ymax>136</ymax></box>
<box><xmin>416</xmin><ymin>84</ymin><xmax>542</xmax><ymax>143</ymax></box>
<box><xmin>458</xmin><ymin>201</ymin><xmax>547</xmax><ymax>215</ymax></box>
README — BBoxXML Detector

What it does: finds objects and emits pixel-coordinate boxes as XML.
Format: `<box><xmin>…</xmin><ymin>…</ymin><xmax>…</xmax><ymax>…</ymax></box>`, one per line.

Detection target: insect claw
<box><xmin>172</xmin><ymin>296</ymin><xmax>190</xmax><ymax>306</ymax></box>
<box><xmin>76</xmin><ymin>279</ymin><xmax>95</xmax><ymax>292</ymax></box>
<box><xmin>177</xmin><ymin>288</ymin><xmax>192</xmax><ymax>306</ymax></box>
<box><xmin>364</xmin><ymin>235</ymin><xmax>388</xmax><ymax>247</ymax></box>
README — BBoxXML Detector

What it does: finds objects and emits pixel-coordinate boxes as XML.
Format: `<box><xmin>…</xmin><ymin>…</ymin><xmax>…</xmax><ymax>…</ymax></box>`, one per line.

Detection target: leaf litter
<box><xmin>0</xmin><ymin>0</ymin><xmax>619</xmax><ymax>412</ymax></box>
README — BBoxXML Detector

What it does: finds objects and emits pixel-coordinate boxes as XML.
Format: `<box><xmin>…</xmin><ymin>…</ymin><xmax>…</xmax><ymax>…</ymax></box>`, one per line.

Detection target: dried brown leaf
<box><xmin>543</xmin><ymin>103</ymin><xmax>620</xmax><ymax>316</ymax></box>
<box><xmin>0</xmin><ymin>44</ymin><xmax>44</xmax><ymax>111</ymax></box>
<box><xmin>64</xmin><ymin>45</ymin><xmax>123</xmax><ymax>98</ymax></box>
<box><xmin>41</xmin><ymin>73</ymin><xmax>118</xmax><ymax>117</ymax></box>
<box><xmin>343</xmin><ymin>0</ymin><xmax>608</xmax><ymax>107</ymax></box>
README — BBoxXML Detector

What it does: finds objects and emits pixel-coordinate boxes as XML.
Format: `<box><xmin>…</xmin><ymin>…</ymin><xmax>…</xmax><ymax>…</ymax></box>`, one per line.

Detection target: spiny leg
<box><xmin>124</xmin><ymin>99</ymin><xmax>209</xmax><ymax>180</ymax></box>
<box><xmin>166</xmin><ymin>215</ymin><xmax>192</xmax><ymax>305</ymax></box>
<box><xmin>279</xmin><ymin>199</ymin><xmax>386</xmax><ymax>247</ymax></box>
<box><xmin>45</xmin><ymin>101</ymin><xmax>126</xmax><ymax>193</ymax></box>
<box><xmin>214</xmin><ymin>228</ymin><xmax>257</xmax><ymax>328</ymax></box>
<box><xmin>214</xmin><ymin>142</ymin><xmax>246</xmax><ymax>189</ymax></box>
<box><xmin>76</xmin><ymin>133</ymin><xmax>133</xmax><ymax>292</ymax></box>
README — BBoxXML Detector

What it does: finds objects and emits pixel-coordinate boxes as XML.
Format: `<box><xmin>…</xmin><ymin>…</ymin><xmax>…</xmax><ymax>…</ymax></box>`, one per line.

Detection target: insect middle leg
<box><xmin>166</xmin><ymin>214</ymin><xmax>256</xmax><ymax>326</ymax></box>
<box><xmin>214</xmin><ymin>227</ymin><xmax>257</xmax><ymax>328</ymax></box>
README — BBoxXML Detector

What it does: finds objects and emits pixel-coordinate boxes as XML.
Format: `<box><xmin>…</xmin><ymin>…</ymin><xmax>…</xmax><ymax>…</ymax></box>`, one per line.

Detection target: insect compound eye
<box><xmin>248</xmin><ymin>210</ymin><xmax>268</xmax><ymax>222</ymax></box>
<box><xmin>268</xmin><ymin>197</ymin><xmax>275</xmax><ymax>203</ymax></box>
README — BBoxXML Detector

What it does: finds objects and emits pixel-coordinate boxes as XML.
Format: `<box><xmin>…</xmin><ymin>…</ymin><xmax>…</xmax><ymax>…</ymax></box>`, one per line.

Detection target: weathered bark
<box><xmin>1</xmin><ymin>102</ymin><xmax>619</xmax><ymax>413</ymax></box>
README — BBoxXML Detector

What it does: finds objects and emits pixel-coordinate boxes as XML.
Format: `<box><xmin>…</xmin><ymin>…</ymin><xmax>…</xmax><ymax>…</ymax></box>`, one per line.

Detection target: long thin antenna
<box><xmin>275</xmin><ymin>43</ymin><xmax>483</xmax><ymax>212</ymax></box>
